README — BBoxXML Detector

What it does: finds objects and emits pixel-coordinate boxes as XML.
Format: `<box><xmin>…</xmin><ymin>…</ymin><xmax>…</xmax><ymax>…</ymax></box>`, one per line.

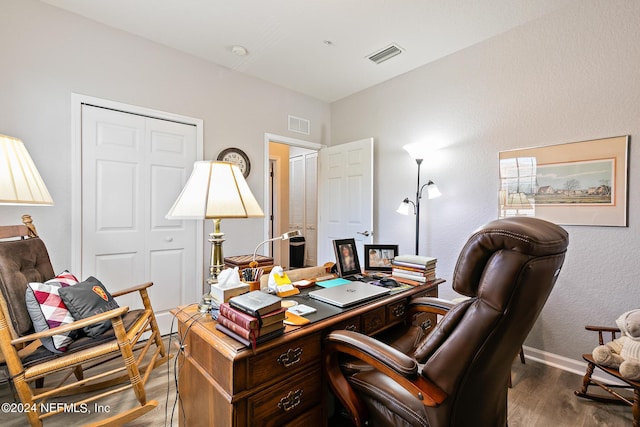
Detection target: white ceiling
<box><xmin>40</xmin><ymin>0</ymin><xmax>574</xmax><ymax>103</ymax></box>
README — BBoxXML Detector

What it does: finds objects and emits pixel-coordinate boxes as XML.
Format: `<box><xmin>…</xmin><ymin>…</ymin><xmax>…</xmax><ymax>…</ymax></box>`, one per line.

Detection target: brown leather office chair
<box><xmin>0</xmin><ymin>217</ymin><xmax>169</xmax><ymax>426</ymax></box>
<box><xmin>324</xmin><ymin>217</ymin><xmax>569</xmax><ymax>427</ymax></box>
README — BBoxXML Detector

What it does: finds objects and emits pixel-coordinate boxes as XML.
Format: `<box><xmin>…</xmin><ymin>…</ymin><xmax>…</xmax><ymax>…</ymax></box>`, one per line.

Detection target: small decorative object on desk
<box><xmin>391</xmin><ymin>254</ymin><xmax>437</xmax><ymax>285</ymax></box>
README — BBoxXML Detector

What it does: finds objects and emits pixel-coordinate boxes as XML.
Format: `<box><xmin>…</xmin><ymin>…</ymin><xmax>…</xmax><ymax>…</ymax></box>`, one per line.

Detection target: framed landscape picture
<box><xmin>499</xmin><ymin>136</ymin><xmax>629</xmax><ymax>226</ymax></box>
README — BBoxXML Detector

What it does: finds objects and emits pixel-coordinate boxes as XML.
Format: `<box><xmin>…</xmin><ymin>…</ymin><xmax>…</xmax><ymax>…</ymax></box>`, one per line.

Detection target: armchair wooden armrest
<box><xmin>585</xmin><ymin>325</ymin><xmax>620</xmax><ymax>345</ymax></box>
<box><xmin>11</xmin><ymin>306</ymin><xmax>130</xmax><ymax>346</ymax></box>
<box><xmin>111</xmin><ymin>282</ymin><xmax>153</xmax><ymax>298</ymax></box>
<box><xmin>325</xmin><ymin>330</ymin><xmax>447</xmax><ymax>408</ymax></box>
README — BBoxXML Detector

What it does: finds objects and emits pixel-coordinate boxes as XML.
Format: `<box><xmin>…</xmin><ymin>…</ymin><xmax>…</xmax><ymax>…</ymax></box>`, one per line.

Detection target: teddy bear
<box><xmin>592</xmin><ymin>309</ymin><xmax>640</xmax><ymax>381</ymax></box>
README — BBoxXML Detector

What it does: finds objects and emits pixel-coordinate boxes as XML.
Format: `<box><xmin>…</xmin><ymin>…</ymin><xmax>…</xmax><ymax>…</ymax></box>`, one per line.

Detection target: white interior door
<box><xmin>81</xmin><ymin>105</ymin><xmax>197</xmax><ymax>334</ymax></box>
<box><xmin>318</xmin><ymin>138</ymin><xmax>374</xmax><ymax>266</ymax></box>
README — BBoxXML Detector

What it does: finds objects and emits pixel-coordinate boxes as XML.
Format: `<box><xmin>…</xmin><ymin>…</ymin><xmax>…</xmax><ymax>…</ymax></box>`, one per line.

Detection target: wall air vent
<box><xmin>288</xmin><ymin>115</ymin><xmax>310</xmax><ymax>135</ymax></box>
<box><xmin>367</xmin><ymin>44</ymin><xmax>404</xmax><ymax>64</ymax></box>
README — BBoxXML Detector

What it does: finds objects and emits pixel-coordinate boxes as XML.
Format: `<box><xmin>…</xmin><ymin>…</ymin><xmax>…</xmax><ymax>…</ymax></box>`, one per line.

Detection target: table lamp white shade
<box><xmin>167</xmin><ymin>161</ymin><xmax>264</xmax><ymax>220</ymax></box>
<box><xmin>0</xmin><ymin>134</ymin><xmax>54</xmax><ymax>205</ymax></box>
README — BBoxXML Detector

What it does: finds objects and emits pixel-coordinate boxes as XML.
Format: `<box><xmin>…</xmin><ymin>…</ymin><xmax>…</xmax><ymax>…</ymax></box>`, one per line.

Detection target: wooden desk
<box><xmin>172</xmin><ymin>279</ymin><xmax>443</xmax><ymax>427</ymax></box>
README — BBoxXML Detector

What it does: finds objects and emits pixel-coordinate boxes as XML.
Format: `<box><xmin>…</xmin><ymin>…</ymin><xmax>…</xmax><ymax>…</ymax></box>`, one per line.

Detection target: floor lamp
<box><xmin>396</xmin><ymin>143</ymin><xmax>441</xmax><ymax>255</ymax></box>
<box><xmin>166</xmin><ymin>161</ymin><xmax>264</xmax><ymax>307</ymax></box>
<box><xmin>0</xmin><ymin>134</ymin><xmax>54</xmax><ymax>230</ymax></box>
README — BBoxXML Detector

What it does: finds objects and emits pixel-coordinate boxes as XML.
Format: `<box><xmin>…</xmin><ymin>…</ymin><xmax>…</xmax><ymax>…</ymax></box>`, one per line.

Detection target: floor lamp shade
<box><xmin>166</xmin><ymin>161</ymin><xmax>264</xmax><ymax>219</ymax></box>
<box><xmin>0</xmin><ymin>134</ymin><xmax>54</xmax><ymax>206</ymax></box>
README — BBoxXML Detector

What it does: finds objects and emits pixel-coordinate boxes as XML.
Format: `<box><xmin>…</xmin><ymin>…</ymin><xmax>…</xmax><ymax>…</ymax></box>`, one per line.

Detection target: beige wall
<box><xmin>331</xmin><ymin>0</ymin><xmax>640</xmax><ymax>361</ymax></box>
<box><xmin>0</xmin><ymin>0</ymin><xmax>330</xmax><ymax>271</ymax></box>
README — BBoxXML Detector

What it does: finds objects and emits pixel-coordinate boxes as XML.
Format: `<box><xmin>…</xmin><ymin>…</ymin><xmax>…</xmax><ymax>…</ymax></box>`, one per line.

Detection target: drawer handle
<box><xmin>344</xmin><ymin>324</ymin><xmax>357</xmax><ymax>331</ymax></box>
<box><xmin>278</xmin><ymin>389</ymin><xmax>303</xmax><ymax>412</ymax></box>
<box><xmin>277</xmin><ymin>347</ymin><xmax>302</xmax><ymax>368</ymax></box>
<box><xmin>420</xmin><ymin>319</ymin><xmax>433</xmax><ymax>331</ymax></box>
<box><xmin>392</xmin><ymin>305</ymin><xmax>406</xmax><ymax>318</ymax></box>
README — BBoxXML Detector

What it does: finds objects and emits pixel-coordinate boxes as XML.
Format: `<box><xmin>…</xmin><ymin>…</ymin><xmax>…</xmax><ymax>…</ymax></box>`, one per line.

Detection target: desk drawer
<box><xmin>362</xmin><ymin>306</ymin><xmax>386</xmax><ymax>334</ymax></box>
<box><xmin>247</xmin><ymin>333</ymin><xmax>321</xmax><ymax>389</ymax></box>
<box><xmin>247</xmin><ymin>364</ymin><xmax>322</xmax><ymax>427</ymax></box>
<box><xmin>331</xmin><ymin>316</ymin><xmax>361</xmax><ymax>333</ymax></box>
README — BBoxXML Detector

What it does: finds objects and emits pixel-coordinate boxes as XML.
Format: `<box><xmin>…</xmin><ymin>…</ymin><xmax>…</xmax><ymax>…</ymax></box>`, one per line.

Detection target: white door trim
<box><xmin>70</xmin><ymin>93</ymin><xmax>205</xmax><ymax>287</ymax></box>
<box><xmin>262</xmin><ymin>133</ymin><xmax>323</xmax><ymax>243</ymax></box>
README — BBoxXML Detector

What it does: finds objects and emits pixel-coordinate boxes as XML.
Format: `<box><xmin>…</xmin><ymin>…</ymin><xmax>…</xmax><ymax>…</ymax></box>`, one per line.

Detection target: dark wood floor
<box><xmin>0</xmin><ymin>336</ymin><xmax>634</xmax><ymax>426</ymax></box>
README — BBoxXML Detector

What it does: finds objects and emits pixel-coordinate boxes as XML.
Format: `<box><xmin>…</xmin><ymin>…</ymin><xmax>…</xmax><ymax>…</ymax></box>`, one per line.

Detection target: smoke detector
<box><xmin>231</xmin><ymin>45</ymin><xmax>248</xmax><ymax>56</ymax></box>
<box><xmin>367</xmin><ymin>44</ymin><xmax>404</xmax><ymax>64</ymax></box>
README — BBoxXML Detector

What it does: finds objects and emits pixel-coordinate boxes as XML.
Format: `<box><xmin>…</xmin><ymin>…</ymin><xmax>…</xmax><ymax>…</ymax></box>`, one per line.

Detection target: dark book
<box><xmin>219</xmin><ymin>303</ymin><xmax>286</xmax><ymax>329</ymax></box>
<box><xmin>217</xmin><ymin>314</ymin><xmax>284</xmax><ymax>340</ymax></box>
<box><xmin>229</xmin><ymin>290</ymin><xmax>281</xmax><ymax>317</ymax></box>
<box><xmin>216</xmin><ymin>323</ymin><xmax>285</xmax><ymax>348</ymax></box>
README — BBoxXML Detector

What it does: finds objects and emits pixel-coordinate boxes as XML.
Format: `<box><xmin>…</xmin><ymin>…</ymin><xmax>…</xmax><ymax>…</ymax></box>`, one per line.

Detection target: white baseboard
<box><xmin>522</xmin><ymin>345</ymin><xmax>627</xmax><ymax>386</ymax></box>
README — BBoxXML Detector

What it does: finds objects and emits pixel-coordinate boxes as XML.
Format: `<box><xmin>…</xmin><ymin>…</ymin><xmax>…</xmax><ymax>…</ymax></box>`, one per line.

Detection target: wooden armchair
<box><xmin>0</xmin><ymin>217</ymin><xmax>169</xmax><ymax>426</ymax></box>
<box><xmin>575</xmin><ymin>325</ymin><xmax>640</xmax><ymax>426</ymax></box>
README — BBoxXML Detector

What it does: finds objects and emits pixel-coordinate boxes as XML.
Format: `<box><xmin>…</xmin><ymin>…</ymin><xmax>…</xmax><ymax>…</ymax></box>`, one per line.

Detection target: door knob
<box><xmin>357</xmin><ymin>231</ymin><xmax>373</xmax><ymax>237</ymax></box>
<box><xmin>165</xmin><ymin>236</ymin><xmax>174</xmax><ymax>242</ymax></box>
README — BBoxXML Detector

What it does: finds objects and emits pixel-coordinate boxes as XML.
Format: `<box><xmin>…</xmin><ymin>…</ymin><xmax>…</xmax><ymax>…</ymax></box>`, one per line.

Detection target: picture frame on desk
<box><xmin>364</xmin><ymin>244</ymin><xmax>398</xmax><ymax>272</ymax></box>
<box><xmin>332</xmin><ymin>238</ymin><xmax>361</xmax><ymax>277</ymax></box>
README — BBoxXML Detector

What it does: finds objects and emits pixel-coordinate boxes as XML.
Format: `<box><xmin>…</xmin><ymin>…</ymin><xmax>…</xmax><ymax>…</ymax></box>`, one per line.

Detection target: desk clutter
<box><xmin>391</xmin><ymin>254</ymin><xmax>437</xmax><ymax>285</ymax></box>
<box><xmin>216</xmin><ymin>291</ymin><xmax>285</xmax><ymax>348</ymax></box>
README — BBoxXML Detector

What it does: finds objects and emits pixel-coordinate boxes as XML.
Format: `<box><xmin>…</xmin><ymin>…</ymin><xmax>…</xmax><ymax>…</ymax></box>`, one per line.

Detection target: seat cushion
<box><xmin>21</xmin><ymin>309</ymin><xmax>144</xmax><ymax>368</ymax></box>
<box><xmin>349</xmin><ymin>369</ymin><xmax>429</xmax><ymax>427</ymax></box>
<box><xmin>25</xmin><ymin>271</ymin><xmax>80</xmax><ymax>353</ymax></box>
<box><xmin>58</xmin><ymin>277</ymin><xmax>120</xmax><ymax>338</ymax></box>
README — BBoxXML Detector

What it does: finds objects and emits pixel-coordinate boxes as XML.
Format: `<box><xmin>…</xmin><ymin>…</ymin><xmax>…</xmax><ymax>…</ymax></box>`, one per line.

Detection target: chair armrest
<box><xmin>325</xmin><ymin>330</ymin><xmax>447</xmax><ymax>406</ymax></box>
<box><xmin>111</xmin><ymin>282</ymin><xmax>153</xmax><ymax>298</ymax></box>
<box><xmin>408</xmin><ymin>297</ymin><xmax>456</xmax><ymax>316</ymax></box>
<box><xmin>585</xmin><ymin>325</ymin><xmax>620</xmax><ymax>345</ymax></box>
<box><xmin>327</xmin><ymin>330</ymin><xmax>418</xmax><ymax>375</ymax></box>
<box><xmin>585</xmin><ymin>325</ymin><xmax>619</xmax><ymax>333</ymax></box>
<box><xmin>11</xmin><ymin>306</ymin><xmax>130</xmax><ymax>346</ymax></box>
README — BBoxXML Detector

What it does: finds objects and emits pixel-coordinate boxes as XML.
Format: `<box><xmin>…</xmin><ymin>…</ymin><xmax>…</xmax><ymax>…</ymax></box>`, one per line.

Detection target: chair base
<box><xmin>575</xmin><ymin>354</ymin><xmax>640</xmax><ymax>427</ymax></box>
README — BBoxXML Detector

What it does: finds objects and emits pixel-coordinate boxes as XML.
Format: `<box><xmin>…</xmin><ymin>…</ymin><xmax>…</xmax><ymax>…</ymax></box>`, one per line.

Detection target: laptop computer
<box><xmin>308</xmin><ymin>281</ymin><xmax>390</xmax><ymax>307</ymax></box>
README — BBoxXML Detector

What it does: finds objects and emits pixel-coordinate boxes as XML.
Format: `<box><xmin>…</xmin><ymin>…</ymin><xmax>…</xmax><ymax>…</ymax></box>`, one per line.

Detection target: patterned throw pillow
<box><xmin>25</xmin><ymin>271</ymin><xmax>79</xmax><ymax>353</ymax></box>
<box><xmin>58</xmin><ymin>277</ymin><xmax>120</xmax><ymax>338</ymax></box>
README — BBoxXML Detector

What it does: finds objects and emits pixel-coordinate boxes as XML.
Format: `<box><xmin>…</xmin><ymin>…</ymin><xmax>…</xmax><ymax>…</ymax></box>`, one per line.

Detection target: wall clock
<box><xmin>217</xmin><ymin>147</ymin><xmax>251</xmax><ymax>178</ymax></box>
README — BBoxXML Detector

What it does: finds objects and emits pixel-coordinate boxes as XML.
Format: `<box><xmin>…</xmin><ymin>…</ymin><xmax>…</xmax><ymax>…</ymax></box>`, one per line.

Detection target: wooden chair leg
<box><xmin>634</xmin><ymin>388</ymin><xmax>639</xmax><ymax>427</ymax></box>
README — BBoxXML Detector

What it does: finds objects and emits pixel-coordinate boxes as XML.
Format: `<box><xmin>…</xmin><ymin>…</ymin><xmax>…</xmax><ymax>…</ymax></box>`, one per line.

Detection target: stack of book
<box><xmin>391</xmin><ymin>254</ymin><xmax>437</xmax><ymax>285</ymax></box>
<box><xmin>216</xmin><ymin>290</ymin><xmax>286</xmax><ymax>348</ymax></box>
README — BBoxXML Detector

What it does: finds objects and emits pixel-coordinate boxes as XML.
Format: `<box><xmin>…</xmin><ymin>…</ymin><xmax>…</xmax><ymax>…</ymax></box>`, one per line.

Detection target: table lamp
<box><xmin>166</xmin><ymin>161</ymin><xmax>264</xmax><ymax>307</ymax></box>
<box><xmin>250</xmin><ymin>229</ymin><xmax>302</xmax><ymax>268</ymax></box>
<box><xmin>1</xmin><ymin>134</ymin><xmax>54</xmax><ymax>206</ymax></box>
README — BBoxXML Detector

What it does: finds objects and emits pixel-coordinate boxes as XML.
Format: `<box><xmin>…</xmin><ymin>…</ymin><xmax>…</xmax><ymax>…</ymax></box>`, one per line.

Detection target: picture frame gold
<box><xmin>499</xmin><ymin>135</ymin><xmax>629</xmax><ymax>226</ymax></box>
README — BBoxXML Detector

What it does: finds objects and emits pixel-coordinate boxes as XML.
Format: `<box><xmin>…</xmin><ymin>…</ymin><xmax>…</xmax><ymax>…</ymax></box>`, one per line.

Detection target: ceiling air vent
<box><xmin>288</xmin><ymin>115</ymin><xmax>310</xmax><ymax>135</ymax></box>
<box><xmin>368</xmin><ymin>44</ymin><xmax>404</xmax><ymax>64</ymax></box>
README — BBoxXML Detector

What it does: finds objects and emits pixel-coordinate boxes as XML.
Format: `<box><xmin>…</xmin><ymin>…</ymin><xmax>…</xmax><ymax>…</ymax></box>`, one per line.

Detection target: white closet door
<box><xmin>81</xmin><ymin>105</ymin><xmax>197</xmax><ymax>334</ymax></box>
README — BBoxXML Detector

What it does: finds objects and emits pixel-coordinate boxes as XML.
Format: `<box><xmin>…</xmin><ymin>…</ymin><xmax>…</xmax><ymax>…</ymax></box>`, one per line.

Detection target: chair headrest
<box><xmin>452</xmin><ymin>217</ymin><xmax>568</xmax><ymax>297</ymax></box>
